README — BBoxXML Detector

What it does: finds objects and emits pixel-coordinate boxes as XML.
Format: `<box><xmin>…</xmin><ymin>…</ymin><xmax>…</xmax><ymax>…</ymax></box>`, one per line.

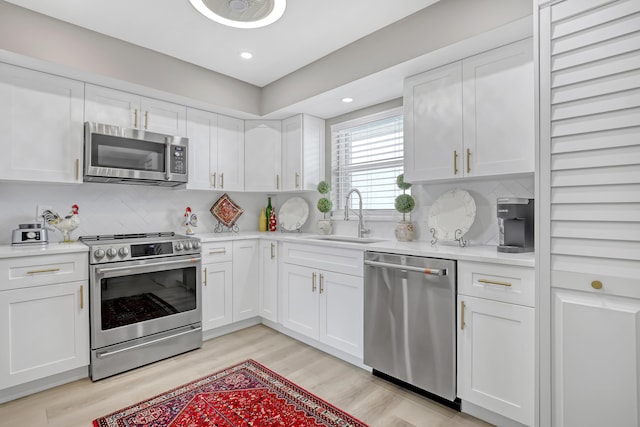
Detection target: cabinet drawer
<box><xmin>458</xmin><ymin>261</ymin><xmax>534</xmax><ymax>307</ymax></box>
<box><xmin>0</xmin><ymin>253</ymin><xmax>88</xmax><ymax>291</ymax></box>
<box><xmin>282</xmin><ymin>243</ymin><xmax>363</xmax><ymax>277</ymax></box>
<box><xmin>201</xmin><ymin>241</ymin><xmax>233</xmax><ymax>263</ymax></box>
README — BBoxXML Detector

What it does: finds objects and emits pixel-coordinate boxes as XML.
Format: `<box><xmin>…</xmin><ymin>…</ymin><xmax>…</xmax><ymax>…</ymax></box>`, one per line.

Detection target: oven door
<box><xmin>90</xmin><ymin>254</ymin><xmax>201</xmax><ymax>350</ymax></box>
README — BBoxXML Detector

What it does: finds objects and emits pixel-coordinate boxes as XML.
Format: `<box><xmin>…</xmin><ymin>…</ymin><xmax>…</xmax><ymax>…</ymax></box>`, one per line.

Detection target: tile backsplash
<box><xmin>0</xmin><ymin>175</ymin><xmax>533</xmax><ymax>246</ymax></box>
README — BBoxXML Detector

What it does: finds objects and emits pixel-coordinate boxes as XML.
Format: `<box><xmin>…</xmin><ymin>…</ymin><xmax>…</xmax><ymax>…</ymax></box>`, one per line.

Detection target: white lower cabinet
<box><xmin>0</xmin><ymin>253</ymin><xmax>89</xmax><ymax>390</ymax></box>
<box><xmin>457</xmin><ymin>261</ymin><xmax>535</xmax><ymax>426</ymax></box>
<box><xmin>232</xmin><ymin>240</ymin><xmax>259</xmax><ymax>321</ymax></box>
<box><xmin>552</xmin><ymin>289</ymin><xmax>640</xmax><ymax>427</ymax></box>
<box><xmin>201</xmin><ymin>242</ymin><xmax>233</xmax><ymax>330</ymax></box>
<box><xmin>259</xmin><ymin>240</ymin><xmax>278</xmax><ymax>322</ymax></box>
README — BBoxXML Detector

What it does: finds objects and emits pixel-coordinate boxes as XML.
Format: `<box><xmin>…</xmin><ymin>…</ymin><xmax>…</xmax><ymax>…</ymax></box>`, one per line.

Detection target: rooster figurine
<box><xmin>184</xmin><ymin>207</ymin><xmax>198</xmax><ymax>235</ymax></box>
<box><xmin>42</xmin><ymin>204</ymin><xmax>80</xmax><ymax>243</ymax></box>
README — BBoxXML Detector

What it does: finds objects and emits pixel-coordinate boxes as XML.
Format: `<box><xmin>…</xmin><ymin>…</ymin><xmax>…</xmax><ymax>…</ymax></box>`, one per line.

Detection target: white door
<box><xmin>186</xmin><ymin>108</ymin><xmax>217</xmax><ymax>190</ymax></box>
<box><xmin>84</xmin><ymin>84</ymin><xmax>139</xmax><ymax>128</ymax></box>
<box><xmin>140</xmin><ymin>97</ymin><xmax>186</xmax><ymax>135</ymax></box>
<box><xmin>552</xmin><ymin>289</ymin><xmax>640</xmax><ymax>427</ymax></box>
<box><xmin>0</xmin><ymin>63</ymin><xmax>84</xmax><ymax>183</ymax></box>
<box><xmin>280</xmin><ymin>263</ymin><xmax>319</xmax><ymax>339</ymax></box>
<box><xmin>462</xmin><ymin>39</ymin><xmax>534</xmax><ymax>177</ymax></box>
<box><xmin>232</xmin><ymin>240</ymin><xmax>259</xmax><ymax>321</ymax></box>
<box><xmin>244</xmin><ymin>120</ymin><xmax>282</xmax><ymax>192</ymax></box>
<box><xmin>457</xmin><ymin>295</ymin><xmax>535</xmax><ymax>426</ymax></box>
<box><xmin>201</xmin><ymin>261</ymin><xmax>233</xmax><ymax>330</ymax></box>
<box><xmin>281</xmin><ymin>115</ymin><xmax>303</xmax><ymax>191</ymax></box>
<box><xmin>319</xmin><ymin>270</ymin><xmax>363</xmax><ymax>358</ymax></box>
<box><xmin>403</xmin><ymin>61</ymin><xmax>463</xmax><ymax>182</ymax></box>
<box><xmin>217</xmin><ymin>115</ymin><xmax>245</xmax><ymax>191</ymax></box>
<box><xmin>259</xmin><ymin>240</ymin><xmax>278</xmax><ymax>322</ymax></box>
<box><xmin>0</xmin><ymin>281</ymin><xmax>89</xmax><ymax>389</ymax></box>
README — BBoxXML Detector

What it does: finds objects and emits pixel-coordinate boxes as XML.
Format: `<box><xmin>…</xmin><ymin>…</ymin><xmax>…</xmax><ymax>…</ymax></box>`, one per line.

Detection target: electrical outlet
<box><xmin>36</xmin><ymin>205</ymin><xmax>52</xmax><ymax>221</ymax></box>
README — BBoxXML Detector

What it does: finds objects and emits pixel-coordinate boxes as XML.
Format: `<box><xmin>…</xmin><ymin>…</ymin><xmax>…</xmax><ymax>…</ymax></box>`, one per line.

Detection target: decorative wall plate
<box><xmin>210</xmin><ymin>193</ymin><xmax>244</xmax><ymax>228</ymax></box>
<box><xmin>279</xmin><ymin>197</ymin><xmax>309</xmax><ymax>231</ymax></box>
<box><xmin>428</xmin><ymin>189</ymin><xmax>476</xmax><ymax>241</ymax></box>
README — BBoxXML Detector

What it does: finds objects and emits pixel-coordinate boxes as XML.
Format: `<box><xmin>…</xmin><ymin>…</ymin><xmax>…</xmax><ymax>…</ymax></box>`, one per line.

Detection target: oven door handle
<box><xmin>364</xmin><ymin>259</ymin><xmax>447</xmax><ymax>276</ymax></box>
<box><xmin>96</xmin><ymin>257</ymin><xmax>201</xmax><ymax>275</ymax></box>
<box><xmin>95</xmin><ymin>326</ymin><xmax>202</xmax><ymax>359</ymax></box>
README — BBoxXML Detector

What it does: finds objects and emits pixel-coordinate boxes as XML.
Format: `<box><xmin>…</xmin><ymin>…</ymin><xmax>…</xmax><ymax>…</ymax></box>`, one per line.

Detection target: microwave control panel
<box><xmin>171</xmin><ymin>145</ymin><xmax>187</xmax><ymax>175</ymax></box>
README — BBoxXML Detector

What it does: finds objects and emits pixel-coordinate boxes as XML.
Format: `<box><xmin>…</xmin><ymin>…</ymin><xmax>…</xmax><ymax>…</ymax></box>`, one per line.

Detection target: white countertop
<box><xmin>0</xmin><ymin>241</ymin><xmax>89</xmax><ymax>258</ymax></box>
<box><xmin>196</xmin><ymin>232</ymin><xmax>535</xmax><ymax>267</ymax></box>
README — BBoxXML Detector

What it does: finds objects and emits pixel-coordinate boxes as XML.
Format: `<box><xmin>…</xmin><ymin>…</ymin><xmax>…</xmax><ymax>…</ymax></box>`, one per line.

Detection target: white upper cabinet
<box><xmin>85</xmin><ymin>84</ymin><xmax>187</xmax><ymax>135</ymax></box>
<box><xmin>244</xmin><ymin>120</ymin><xmax>282</xmax><ymax>192</ymax></box>
<box><xmin>186</xmin><ymin>109</ymin><xmax>244</xmax><ymax>191</ymax></box>
<box><xmin>404</xmin><ymin>39</ymin><xmax>534</xmax><ymax>182</ymax></box>
<box><xmin>0</xmin><ymin>63</ymin><xmax>84</xmax><ymax>184</ymax></box>
<box><xmin>281</xmin><ymin>114</ymin><xmax>325</xmax><ymax>192</ymax></box>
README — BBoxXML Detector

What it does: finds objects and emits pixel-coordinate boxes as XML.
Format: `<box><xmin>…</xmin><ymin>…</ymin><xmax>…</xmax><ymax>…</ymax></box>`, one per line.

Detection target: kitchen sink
<box><xmin>305</xmin><ymin>235</ymin><xmax>385</xmax><ymax>244</ymax></box>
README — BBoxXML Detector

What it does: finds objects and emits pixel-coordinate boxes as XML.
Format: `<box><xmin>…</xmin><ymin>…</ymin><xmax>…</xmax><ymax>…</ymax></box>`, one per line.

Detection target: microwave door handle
<box><xmin>165</xmin><ymin>138</ymin><xmax>172</xmax><ymax>181</ymax></box>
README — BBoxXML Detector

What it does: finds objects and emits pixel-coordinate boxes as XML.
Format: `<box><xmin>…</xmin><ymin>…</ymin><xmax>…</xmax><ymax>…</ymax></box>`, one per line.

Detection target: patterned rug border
<box><xmin>92</xmin><ymin>358</ymin><xmax>369</xmax><ymax>427</ymax></box>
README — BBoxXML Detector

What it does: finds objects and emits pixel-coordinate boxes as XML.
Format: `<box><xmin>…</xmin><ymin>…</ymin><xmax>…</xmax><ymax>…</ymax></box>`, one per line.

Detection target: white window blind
<box><xmin>331</xmin><ymin>108</ymin><xmax>405</xmax><ymax>212</ymax></box>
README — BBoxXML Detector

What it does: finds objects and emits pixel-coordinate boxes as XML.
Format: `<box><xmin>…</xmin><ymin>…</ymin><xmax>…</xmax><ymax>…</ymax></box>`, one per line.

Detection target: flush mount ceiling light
<box><xmin>189</xmin><ymin>0</ymin><xmax>286</xmax><ymax>29</ymax></box>
<box><xmin>341</xmin><ymin>97</ymin><xmax>354</xmax><ymax>103</ymax></box>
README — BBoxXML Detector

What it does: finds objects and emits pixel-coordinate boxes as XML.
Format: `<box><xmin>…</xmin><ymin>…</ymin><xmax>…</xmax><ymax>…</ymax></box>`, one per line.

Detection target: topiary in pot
<box><xmin>316</xmin><ymin>180</ymin><xmax>334</xmax><ymax>234</ymax></box>
<box><xmin>394</xmin><ymin>174</ymin><xmax>415</xmax><ymax>241</ymax></box>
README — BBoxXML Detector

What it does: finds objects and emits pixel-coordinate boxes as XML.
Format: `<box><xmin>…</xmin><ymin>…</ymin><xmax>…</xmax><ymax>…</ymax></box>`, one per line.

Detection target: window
<box><xmin>331</xmin><ymin>108</ymin><xmax>405</xmax><ymax>215</ymax></box>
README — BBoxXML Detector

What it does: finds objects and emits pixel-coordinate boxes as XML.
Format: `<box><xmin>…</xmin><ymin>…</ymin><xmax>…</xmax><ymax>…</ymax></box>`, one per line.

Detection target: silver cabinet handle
<box><xmin>364</xmin><ymin>260</ymin><xmax>446</xmax><ymax>276</ymax></box>
<box><xmin>319</xmin><ymin>273</ymin><xmax>324</xmax><ymax>294</ymax></box>
<box><xmin>270</xmin><ymin>243</ymin><xmax>275</xmax><ymax>259</ymax></box>
<box><xmin>312</xmin><ymin>272</ymin><xmax>317</xmax><ymax>292</ymax></box>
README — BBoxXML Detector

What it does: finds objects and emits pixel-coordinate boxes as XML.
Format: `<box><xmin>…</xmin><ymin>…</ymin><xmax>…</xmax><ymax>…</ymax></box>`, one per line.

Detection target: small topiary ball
<box><xmin>317</xmin><ymin>180</ymin><xmax>331</xmax><ymax>194</ymax></box>
<box><xmin>317</xmin><ymin>197</ymin><xmax>333</xmax><ymax>213</ymax></box>
<box><xmin>396</xmin><ymin>174</ymin><xmax>412</xmax><ymax>190</ymax></box>
<box><xmin>395</xmin><ymin>194</ymin><xmax>415</xmax><ymax>214</ymax></box>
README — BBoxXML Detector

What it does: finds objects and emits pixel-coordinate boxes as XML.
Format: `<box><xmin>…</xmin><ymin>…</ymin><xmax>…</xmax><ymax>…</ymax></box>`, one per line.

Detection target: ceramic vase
<box><xmin>395</xmin><ymin>220</ymin><xmax>415</xmax><ymax>242</ymax></box>
<box><xmin>316</xmin><ymin>219</ymin><xmax>333</xmax><ymax>235</ymax></box>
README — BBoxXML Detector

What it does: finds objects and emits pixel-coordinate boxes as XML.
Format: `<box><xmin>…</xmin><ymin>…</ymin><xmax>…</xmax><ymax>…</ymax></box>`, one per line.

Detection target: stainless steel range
<box><xmin>80</xmin><ymin>232</ymin><xmax>202</xmax><ymax>380</ymax></box>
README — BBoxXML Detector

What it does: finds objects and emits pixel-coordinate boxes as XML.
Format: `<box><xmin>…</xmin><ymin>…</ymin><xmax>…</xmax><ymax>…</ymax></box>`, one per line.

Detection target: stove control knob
<box><xmin>118</xmin><ymin>247</ymin><xmax>129</xmax><ymax>257</ymax></box>
<box><xmin>192</xmin><ymin>240</ymin><xmax>201</xmax><ymax>249</ymax></box>
<box><xmin>184</xmin><ymin>241</ymin><xmax>192</xmax><ymax>250</ymax></box>
<box><xmin>94</xmin><ymin>248</ymin><xmax>106</xmax><ymax>259</ymax></box>
<box><xmin>106</xmin><ymin>248</ymin><xmax>117</xmax><ymax>258</ymax></box>
<box><xmin>175</xmin><ymin>242</ymin><xmax>184</xmax><ymax>251</ymax></box>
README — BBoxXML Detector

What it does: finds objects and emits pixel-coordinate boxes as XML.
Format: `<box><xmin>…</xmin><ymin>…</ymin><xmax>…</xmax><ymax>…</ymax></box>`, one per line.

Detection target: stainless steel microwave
<box><xmin>84</xmin><ymin>122</ymin><xmax>188</xmax><ymax>187</ymax></box>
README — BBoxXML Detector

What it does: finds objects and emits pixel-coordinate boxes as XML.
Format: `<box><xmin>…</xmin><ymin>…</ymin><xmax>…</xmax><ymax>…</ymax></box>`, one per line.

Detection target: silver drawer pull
<box><xmin>27</xmin><ymin>268</ymin><xmax>61</xmax><ymax>275</ymax></box>
<box><xmin>364</xmin><ymin>260</ymin><xmax>446</xmax><ymax>276</ymax></box>
<box><xmin>208</xmin><ymin>249</ymin><xmax>227</xmax><ymax>255</ymax></box>
<box><xmin>478</xmin><ymin>279</ymin><xmax>512</xmax><ymax>287</ymax></box>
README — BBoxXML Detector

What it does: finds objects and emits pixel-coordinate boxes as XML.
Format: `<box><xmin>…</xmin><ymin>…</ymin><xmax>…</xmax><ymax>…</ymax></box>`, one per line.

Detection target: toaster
<box><xmin>12</xmin><ymin>223</ymin><xmax>48</xmax><ymax>245</ymax></box>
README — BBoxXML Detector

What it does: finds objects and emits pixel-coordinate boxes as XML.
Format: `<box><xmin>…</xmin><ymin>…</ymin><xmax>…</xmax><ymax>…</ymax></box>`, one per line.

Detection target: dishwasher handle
<box><xmin>364</xmin><ymin>259</ymin><xmax>447</xmax><ymax>276</ymax></box>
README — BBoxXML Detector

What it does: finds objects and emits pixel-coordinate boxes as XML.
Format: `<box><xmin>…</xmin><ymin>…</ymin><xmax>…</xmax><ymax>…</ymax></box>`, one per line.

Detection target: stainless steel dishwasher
<box><xmin>364</xmin><ymin>251</ymin><xmax>457</xmax><ymax>406</ymax></box>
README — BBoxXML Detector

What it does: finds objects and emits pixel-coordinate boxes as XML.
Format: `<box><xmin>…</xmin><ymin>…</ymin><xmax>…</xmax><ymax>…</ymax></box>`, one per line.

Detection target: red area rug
<box><xmin>92</xmin><ymin>359</ymin><xmax>368</xmax><ymax>427</ymax></box>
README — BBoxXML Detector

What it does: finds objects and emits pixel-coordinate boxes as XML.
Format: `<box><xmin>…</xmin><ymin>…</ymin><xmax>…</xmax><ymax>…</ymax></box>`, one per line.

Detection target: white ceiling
<box><xmin>5</xmin><ymin>0</ymin><xmax>438</xmax><ymax>87</ymax></box>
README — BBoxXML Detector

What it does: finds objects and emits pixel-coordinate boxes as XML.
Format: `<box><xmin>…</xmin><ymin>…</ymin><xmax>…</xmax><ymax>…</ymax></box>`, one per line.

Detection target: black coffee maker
<box><xmin>497</xmin><ymin>198</ymin><xmax>534</xmax><ymax>253</ymax></box>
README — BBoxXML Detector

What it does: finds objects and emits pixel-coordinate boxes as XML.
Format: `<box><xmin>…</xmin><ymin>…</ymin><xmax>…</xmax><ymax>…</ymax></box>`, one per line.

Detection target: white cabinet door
<box><xmin>244</xmin><ymin>120</ymin><xmax>282</xmax><ymax>192</ymax></box>
<box><xmin>552</xmin><ymin>289</ymin><xmax>640</xmax><ymax>427</ymax></box>
<box><xmin>217</xmin><ymin>115</ymin><xmax>245</xmax><ymax>192</ymax></box>
<box><xmin>280</xmin><ymin>263</ymin><xmax>319</xmax><ymax>339</ymax></box>
<box><xmin>0</xmin><ymin>281</ymin><xmax>89</xmax><ymax>389</ymax></box>
<box><xmin>281</xmin><ymin>114</ymin><xmax>324</xmax><ymax>192</ymax></box>
<box><xmin>0</xmin><ymin>63</ymin><xmax>84</xmax><ymax>183</ymax></box>
<box><xmin>319</xmin><ymin>270</ymin><xmax>363</xmax><ymax>358</ymax></box>
<box><xmin>201</xmin><ymin>261</ymin><xmax>233</xmax><ymax>330</ymax></box>
<box><xmin>462</xmin><ymin>38</ymin><xmax>534</xmax><ymax>177</ymax></box>
<box><xmin>404</xmin><ymin>61</ymin><xmax>463</xmax><ymax>182</ymax></box>
<box><xmin>259</xmin><ymin>240</ymin><xmax>278</xmax><ymax>322</ymax></box>
<box><xmin>232</xmin><ymin>240</ymin><xmax>259</xmax><ymax>321</ymax></box>
<box><xmin>186</xmin><ymin>108</ymin><xmax>217</xmax><ymax>190</ymax></box>
<box><xmin>85</xmin><ymin>84</ymin><xmax>186</xmax><ymax>135</ymax></box>
<box><xmin>457</xmin><ymin>295</ymin><xmax>535</xmax><ymax>426</ymax></box>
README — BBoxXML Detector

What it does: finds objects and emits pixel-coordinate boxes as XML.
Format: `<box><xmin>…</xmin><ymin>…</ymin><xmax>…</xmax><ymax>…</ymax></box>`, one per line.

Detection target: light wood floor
<box><xmin>0</xmin><ymin>325</ymin><xmax>492</xmax><ymax>427</ymax></box>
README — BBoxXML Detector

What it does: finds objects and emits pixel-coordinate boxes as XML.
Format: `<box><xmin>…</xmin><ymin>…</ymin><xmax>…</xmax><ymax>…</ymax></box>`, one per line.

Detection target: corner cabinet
<box><xmin>84</xmin><ymin>84</ymin><xmax>187</xmax><ymax>135</ymax></box>
<box><xmin>0</xmin><ymin>63</ymin><xmax>84</xmax><ymax>184</ymax></box>
<box><xmin>457</xmin><ymin>261</ymin><xmax>535</xmax><ymax>426</ymax></box>
<box><xmin>0</xmin><ymin>253</ymin><xmax>89</xmax><ymax>389</ymax></box>
<box><xmin>404</xmin><ymin>38</ymin><xmax>534</xmax><ymax>182</ymax></box>
<box><xmin>244</xmin><ymin>120</ymin><xmax>282</xmax><ymax>192</ymax></box>
<box><xmin>281</xmin><ymin>114</ymin><xmax>325</xmax><ymax>192</ymax></box>
<box><xmin>280</xmin><ymin>243</ymin><xmax>364</xmax><ymax>358</ymax></box>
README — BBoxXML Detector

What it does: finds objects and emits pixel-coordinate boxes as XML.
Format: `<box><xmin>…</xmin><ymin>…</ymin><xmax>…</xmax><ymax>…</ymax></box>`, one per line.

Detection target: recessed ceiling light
<box><xmin>341</xmin><ymin>97</ymin><xmax>354</xmax><ymax>103</ymax></box>
<box><xmin>240</xmin><ymin>52</ymin><xmax>253</xmax><ymax>59</ymax></box>
<box><xmin>189</xmin><ymin>0</ymin><xmax>287</xmax><ymax>29</ymax></box>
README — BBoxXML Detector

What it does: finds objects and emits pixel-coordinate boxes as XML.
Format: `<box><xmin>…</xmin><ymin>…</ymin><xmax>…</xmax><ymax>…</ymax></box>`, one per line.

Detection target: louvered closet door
<box><xmin>541</xmin><ymin>1</ymin><xmax>640</xmax><ymax>426</ymax></box>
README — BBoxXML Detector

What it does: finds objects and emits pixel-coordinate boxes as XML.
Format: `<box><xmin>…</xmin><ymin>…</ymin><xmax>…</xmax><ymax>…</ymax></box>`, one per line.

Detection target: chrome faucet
<box><xmin>344</xmin><ymin>188</ymin><xmax>370</xmax><ymax>238</ymax></box>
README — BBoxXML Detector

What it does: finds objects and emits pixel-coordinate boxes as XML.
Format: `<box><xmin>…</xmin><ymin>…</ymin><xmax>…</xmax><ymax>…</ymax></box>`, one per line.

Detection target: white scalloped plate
<box><xmin>428</xmin><ymin>189</ymin><xmax>476</xmax><ymax>241</ymax></box>
<box><xmin>279</xmin><ymin>197</ymin><xmax>309</xmax><ymax>231</ymax></box>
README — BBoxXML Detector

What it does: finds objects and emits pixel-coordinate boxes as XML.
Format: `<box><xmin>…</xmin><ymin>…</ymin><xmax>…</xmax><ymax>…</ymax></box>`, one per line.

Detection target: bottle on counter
<box><xmin>265</xmin><ymin>197</ymin><xmax>272</xmax><ymax>226</ymax></box>
<box><xmin>269</xmin><ymin>207</ymin><xmax>277</xmax><ymax>232</ymax></box>
<box><xmin>259</xmin><ymin>207</ymin><xmax>267</xmax><ymax>232</ymax></box>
